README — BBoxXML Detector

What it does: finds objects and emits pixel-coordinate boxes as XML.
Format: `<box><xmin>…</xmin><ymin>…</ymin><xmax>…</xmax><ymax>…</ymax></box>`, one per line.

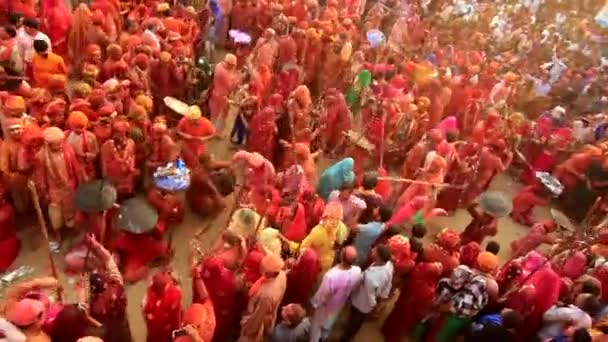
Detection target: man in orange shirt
<box><xmin>31</xmin><ymin>39</ymin><xmax>67</xmax><ymax>89</ymax></box>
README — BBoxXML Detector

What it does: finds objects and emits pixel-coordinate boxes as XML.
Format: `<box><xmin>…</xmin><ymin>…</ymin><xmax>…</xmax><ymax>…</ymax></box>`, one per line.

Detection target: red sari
<box><xmin>41</xmin><ymin>0</ymin><xmax>71</xmax><ymax>57</ymax></box>
<box><xmin>0</xmin><ymin>190</ymin><xmax>18</xmax><ymax>272</ymax></box>
<box><xmin>143</xmin><ymin>278</ymin><xmax>182</xmax><ymax>342</ymax></box>
<box><xmin>382</xmin><ymin>262</ymin><xmax>443</xmax><ymax>342</ymax></box>
<box><xmin>197</xmin><ymin>257</ymin><xmax>239</xmax><ymax>342</ymax></box>
<box><xmin>247</xmin><ymin>107</ymin><xmax>277</xmax><ymax>162</ymax></box>
<box><xmin>280</xmin><ymin>203</ymin><xmax>307</xmax><ymax>242</ymax></box>
<box><xmin>282</xmin><ymin>248</ymin><xmax>321</xmax><ymax>306</ymax></box>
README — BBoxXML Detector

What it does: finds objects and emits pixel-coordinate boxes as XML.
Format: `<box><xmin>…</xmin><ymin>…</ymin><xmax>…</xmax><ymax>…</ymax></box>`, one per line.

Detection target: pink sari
<box><xmin>520</xmin><ymin>266</ymin><xmax>561</xmax><ymax>340</ymax></box>
<box><xmin>247</xmin><ymin>107</ymin><xmax>277</xmax><ymax>161</ymax></box>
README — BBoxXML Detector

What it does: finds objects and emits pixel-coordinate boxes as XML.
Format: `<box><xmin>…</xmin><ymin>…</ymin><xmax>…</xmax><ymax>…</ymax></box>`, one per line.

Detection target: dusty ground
<box><xmin>1</xmin><ymin>114</ymin><xmax>553</xmax><ymax>341</ymax></box>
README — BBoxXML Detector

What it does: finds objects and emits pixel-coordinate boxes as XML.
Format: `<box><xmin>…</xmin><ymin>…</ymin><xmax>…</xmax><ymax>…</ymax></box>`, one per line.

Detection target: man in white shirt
<box><xmin>328</xmin><ymin>184</ymin><xmax>366</xmax><ymax>227</ymax></box>
<box><xmin>340</xmin><ymin>244</ymin><xmax>393</xmax><ymax>342</ymax></box>
<box><xmin>310</xmin><ymin>246</ymin><xmax>362</xmax><ymax>342</ymax></box>
<box><xmin>16</xmin><ymin>18</ymin><xmax>51</xmax><ymax>64</ymax></box>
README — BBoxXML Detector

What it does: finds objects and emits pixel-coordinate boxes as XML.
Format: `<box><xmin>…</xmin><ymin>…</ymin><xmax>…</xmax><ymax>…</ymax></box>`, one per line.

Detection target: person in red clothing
<box><xmin>113</xmin><ymin>218</ymin><xmax>170</xmax><ymax>283</ymax></box>
<box><xmin>0</xmin><ymin>182</ymin><xmax>18</xmax><ymax>272</ymax></box>
<box><xmin>147</xmin><ymin>186</ymin><xmax>185</xmax><ymax>224</ymax></box>
<box><xmin>143</xmin><ymin>269</ymin><xmax>182</xmax><ymax>342</ymax></box>
<box><xmin>510</xmin><ymin>185</ymin><xmax>550</xmax><ymax>226</ymax></box>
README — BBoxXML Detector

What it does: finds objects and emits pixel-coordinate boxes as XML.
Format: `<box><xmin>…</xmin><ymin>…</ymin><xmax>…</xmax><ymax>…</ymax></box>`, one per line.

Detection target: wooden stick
<box><xmin>377</xmin><ymin>176</ymin><xmax>465</xmax><ymax>188</ymax></box>
<box><xmin>27</xmin><ymin>181</ymin><xmax>63</xmax><ymax>302</ymax></box>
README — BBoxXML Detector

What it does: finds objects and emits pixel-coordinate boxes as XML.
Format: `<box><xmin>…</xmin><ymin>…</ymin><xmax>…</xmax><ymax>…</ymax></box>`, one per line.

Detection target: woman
<box><xmin>209</xmin><ymin>230</ymin><xmax>248</xmax><ymax>270</ymax></box>
<box><xmin>382</xmin><ymin>262</ymin><xmax>443</xmax><ymax>342</ymax></box>
<box><xmin>187</xmin><ymin>153</ymin><xmax>230</xmax><ymax>219</ymax></box>
<box><xmin>510</xmin><ymin>221</ymin><xmax>556</xmax><ymax>257</ymax></box>
<box><xmin>142</xmin><ymin>270</ymin><xmax>182</xmax><ymax>342</ymax></box>
<box><xmin>317</xmin><ymin>158</ymin><xmax>355</xmax><ymax>201</ymax></box>
<box><xmin>285</xmin><ymin>202</ymin><xmax>348</xmax><ymax>272</ymax></box>
<box><xmin>86</xmin><ymin>234</ymin><xmax>132</xmax><ymax>342</ymax></box>
<box><xmin>195</xmin><ymin>257</ymin><xmax>239</xmax><ymax>342</ymax></box>
<box><xmin>424</xmin><ymin>228</ymin><xmax>461</xmax><ymax>276</ymax></box>
<box><xmin>247</xmin><ymin>106</ymin><xmax>277</xmax><ymax>162</ymax></box>
<box><xmin>50</xmin><ymin>304</ymin><xmax>99</xmax><ymax>342</ymax></box>
<box><xmin>518</xmin><ymin>265</ymin><xmax>562</xmax><ymax>341</ymax></box>
<box><xmin>282</xmin><ymin>248</ymin><xmax>321</xmax><ymax>306</ymax></box>
<box><xmin>276</xmin><ymin>202</ymin><xmax>307</xmax><ymax>242</ymax></box>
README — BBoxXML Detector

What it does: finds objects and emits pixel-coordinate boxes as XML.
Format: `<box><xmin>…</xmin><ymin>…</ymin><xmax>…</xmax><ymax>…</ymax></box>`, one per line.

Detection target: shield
<box><xmin>478</xmin><ymin>191</ymin><xmax>512</xmax><ymax>218</ymax></box>
<box><xmin>367</xmin><ymin>29</ymin><xmax>385</xmax><ymax>48</ymax></box>
<box><xmin>115</xmin><ymin>197</ymin><xmax>158</xmax><ymax>234</ymax></box>
<box><xmin>535</xmin><ymin>171</ymin><xmax>564</xmax><ymax>196</ymax></box>
<box><xmin>163</xmin><ymin>96</ymin><xmax>190</xmax><ymax>116</ymax></box>
<box><xmin>75</xmin><ymin>180</ymin><xmax>117</xmax><ymax>213</ymax></box>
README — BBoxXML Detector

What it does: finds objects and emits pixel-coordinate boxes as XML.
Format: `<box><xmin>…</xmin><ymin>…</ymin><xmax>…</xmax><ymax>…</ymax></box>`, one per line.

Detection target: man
<box><xmin>31</xmin><ymin>39</ymin><xmax>67</xmax><ymax>89</ymax></box>
<box><xmin>147</xmin><ymin>121</ymin><xmax>178</xmax><ymax>174</ymax></box>
<box><xmin>150</xmin><ymin>51</ymin><xmax>183</xmax><ymax>114</ymax></box>
<box><xmin>328</xmin><ymin>183</ymin><xmax>367</xmax><ymax>227</ymax></box>
<box><xmin>208</xmin><ymin>53</ymin><xmax>240</xmax><ymax>131</ymax></box>
<box><xmin>0</xmin><ymin>95</ymin><xmax>31</xmax><ymax>136</ymax></box>
<box><xmin>238</xmin><ymin>254</ymin><xmax>287</xmax><ymax>342</ymax></box>
<box><xmin>35</xmin><ymin>127</ymin><xmax>83</xmax><ymax>240</ymax></box>
<box><xmin>176</xmin><ymin>105</ymin><xmax>215</xmax><ymax>168</ymax></box>
<box><xmin>65</xmin><ymin>111</ymin><xmax>99</xmax><ymax>181</ymax></box>
<box><xmin>352</xmin><ymin>206</ymin><xmax>393</xmax><ymax>265</ymax></box>
<box><xmin>16</xmin><ymin>17</ymin><xmax>50</xmax><ymax>66</ymax></box>
<box><xmin>0</xmin><ymin>117</ymin><xmax>28</xmax><ymax>213</ymax></box>
<box><xmin>340</xmin><ymin>244</ymin><xmax>393</xmax><ymax>342</ymax></box>
<box><xmin>310</xmin><ymin>246</ymin><xmax>362</xmax><ymax>342</ymax></box>
<box><xmin>538</xmin><ymin>293</ymin><xmax>599</xmax><ymax>341</ymax></box>
<box><xmin>100</xmin><ymin>119</ymin><xmax>137</xmax><ymax>197</ymax></box>
<box><xmin>269</xmin><ymin>303</ymin><xmax>310</xmax><ymax>342</ymax></box>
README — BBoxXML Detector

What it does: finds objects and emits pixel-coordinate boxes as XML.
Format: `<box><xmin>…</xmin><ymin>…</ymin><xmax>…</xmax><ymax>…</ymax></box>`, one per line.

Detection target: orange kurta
<box><xmin>31</xmin><ymin>52</ymin><xmax>67</xmax><ymax>89</ymax></box>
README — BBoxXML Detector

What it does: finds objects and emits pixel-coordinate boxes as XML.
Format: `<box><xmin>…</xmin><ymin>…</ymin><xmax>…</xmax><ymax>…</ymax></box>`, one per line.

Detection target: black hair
<box><xmin>501</xmin><ymin>310</ymin><xmax>523</xmax><ymax>330</ymax></box>
<box><xmin>33</xmin><ymin>39</ymin><xmax>49</xmax><ymax>53</ymax></box>
<box><xmin>2</xmin><ymin>25</ymin><xmax>17</xmax><ymax>38</ymax></box>
<box><xmin>8</xmin><ymin>13</ymin><xmax>23</xmax><ymax>26</ymax></box>
<box><xmin>362</xmin><ymin>172</ymin><xmax>378</xmax><ymax>190</ymax></box>
<box><xmin>410</xmin><ymin>238</ymin><xmax>424</xmax><ymax>262</ymax></box>
<box><xmin>340</xmin><ymin>182</ymin><xmax>354</xmax><ymax>191</ymax></box>
<box><xmin>376</xmin><ymin>244</ymin><xmax>392</xmax><ymax>263</ymax></box>
<box><xmin>23</xmin><ymin>17</ymin><xmax>40</xmax><ymax>30</ymax></box>
<box><xmin>581</xmin><ymin>280</ymin><xmax>601</xmax><ymax>296</ymax></box>
<box><xmin>379</xmin><ymin>205</ymin><xmax>392</xmax><ymax>223</ymax></box>
<box><xmin>580</xmin><ymin>296</ymin><xmax>601</xmax><ymax>317</ymax></box>
<box><xmin>411</xmin><ymin>224</ymin><xmax>427</xmax><ymax>239</ymax></box>
<box><xmin>572</xmin><ymin>328</ymin><xmax>592</xmax><ymax>342</ymax></box>
<box><xmin>382</xmin><ymin>226</ymin><xmax>401</xmax><ymax>241</ymax></box>
<box><xmin>485</xmin><ymin>240</ymin><xmax>501</xmax><ymax>255</ymax></box>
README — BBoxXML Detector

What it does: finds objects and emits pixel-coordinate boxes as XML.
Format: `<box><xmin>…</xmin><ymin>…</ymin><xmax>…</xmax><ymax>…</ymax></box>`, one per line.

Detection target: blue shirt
<box><xmin>353</xmin><ymin>222</ymin><xmax>384</xmax><ymax>265</ymax></box>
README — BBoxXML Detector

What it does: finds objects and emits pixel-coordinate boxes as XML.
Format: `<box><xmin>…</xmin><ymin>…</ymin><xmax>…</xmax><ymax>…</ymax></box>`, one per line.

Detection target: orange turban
<box><xmin>112</xmin><ymin>120</ymin><xmax>130</xmax><ymax>133</ymax></box>
<box><xmin>22</xmin><ymin>124</ymin><xmax>43</xmax><ymax>146</ymax></box>
<box><xmin>128</xmin><ymin>104</ymin><xmax>147</xmax><ymax>120</ymax></box>
<box><xmin>4</xmin><ymin>95</ymin><xmax>25</xmax><ymax>112</ymax></box>
<box><xmin>98</xmin><ymin>104</ymin><xmax>117</xmax><ymax>117</ymax></box>
<box><xmin>67</xmin><ymin>111</ymin><xmax>89</xmax><ymax>128</ymax></box>
<box><xmin>476</xmin><ymin>251</ymin><xmax>498</xmax><ymax>272</ymax></box>
<box><xmin>180</xmin><ymin>303</ymin><xmax>215</xmax><ymax>342</ymax></box>
<box><xmin>106</xmin><ymin>43</ymin><xmax>122</xmax><ymax>57</ymax></box>
<box><xmin>159</xmin><ymin>51</ymin><xmax>172</xmax><ymax>63</ymax></box>
<box><xmin>49</xmin><ymin>74</ymin><xmax>67</xmax><ymax>90</ymax></box>
<box><xmin>435</xmin><ymin>228</ymin><xmax>460</xmax><ymax>251</ymax></box>
<box><xmin>135</xmin><ymin>95</ymin><xmax>153</xmax><ymax>113</ymax></box>
<box><xmin>72</xmin><ymin>82</ymin><xmax>93</xmax><ymax>98</ymax></box>
<box><xmin>5</xmin><ymin>298</ymin><xmax>45</xmax><ymax>326</ymax></box>
<box><xmin>82</xmin><ymin>64</ymin><xmax>99</xmax><ymax>79</ymax></box>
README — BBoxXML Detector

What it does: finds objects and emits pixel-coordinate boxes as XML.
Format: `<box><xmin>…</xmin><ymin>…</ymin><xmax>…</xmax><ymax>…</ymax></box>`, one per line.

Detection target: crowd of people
<box><xmin>0</xmin><ymin>0</ymin><xmax>608</xmax><ymax>340</ymax></box>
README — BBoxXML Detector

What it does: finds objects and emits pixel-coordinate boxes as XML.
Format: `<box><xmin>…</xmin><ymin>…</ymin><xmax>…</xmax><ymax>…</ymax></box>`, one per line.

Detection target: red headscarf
<box><xmin>199</xmin><ymin>257</ymin><xmax>237</xmax><ymax>341</ymax></box>
<box><xmin>459</xmin><ymin>241</ymin><xmax>481</xmax><ymax>268</ymax></box>
<box><xmin>282</xmin><ymin>248</ymin><xmax>321</xmax><ymax>305</ymax></box>
<box><xmin>281</xmin><ymin>203</ymin><xmax>307</xmax><ymax>242</ymax></box>
<box><xmin>241</xmin><ymin>249</ymin><xmax>264</xmax><ymax>288</ymax></box>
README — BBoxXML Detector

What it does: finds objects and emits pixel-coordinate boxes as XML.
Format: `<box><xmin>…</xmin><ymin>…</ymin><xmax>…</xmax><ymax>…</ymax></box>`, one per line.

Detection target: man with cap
<box><xmin>208</xmin><ymin>53</ymin><xmax>240</xmax><ymax>131</ymax></box>
<box><xmin>65</xmin><ymin>111</ymin><xmax>99</xmax><ymax>181</ymax></box>
<box><xmin>2</xmin><ymin>276</ymin><xmax>59</xmax><ymax>342</ymax></box>
<box><xmin>176</xmin><ymin>105</ymin><xmax>216</xmax><ymax>168</ymax></box>
<box><xmin>238</xmin><ymin>254</ymin><xmax>287</xmax><ymax>342</ymax></box>
<box><xmin>34</xmin><ymin>126</ymin><xmax>84</xmax><ymax>240</ymax></box>
<box><xmin>0</xmin><ymin>94</ymin><xmax>31</xmax><ymax>136</ymax></box>
<box><xmin>0</xmin><ymin>117</ymin><xmax>29</xmax><ymax>213</ymax></box>
<box><xmin>100</xmin><ymin>119</ymin><xmax>137</xmax><ymax>197</ymax></box>
<box><xmin>147</xmin><ymin>121</ymin><xmax>178</xmax><ymax>176</ymax></box>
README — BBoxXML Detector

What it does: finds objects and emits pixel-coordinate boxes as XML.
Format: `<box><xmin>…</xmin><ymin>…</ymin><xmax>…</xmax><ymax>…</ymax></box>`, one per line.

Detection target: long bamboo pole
<box><xmin>27</xmin><ymin>181</ymin><xmax>63</xmax><ymax>302</ymax></box>
<box><xmin>377</xmin><ymin>176</ymin><xmax>465</xmax><ymax>188</ymax></box>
